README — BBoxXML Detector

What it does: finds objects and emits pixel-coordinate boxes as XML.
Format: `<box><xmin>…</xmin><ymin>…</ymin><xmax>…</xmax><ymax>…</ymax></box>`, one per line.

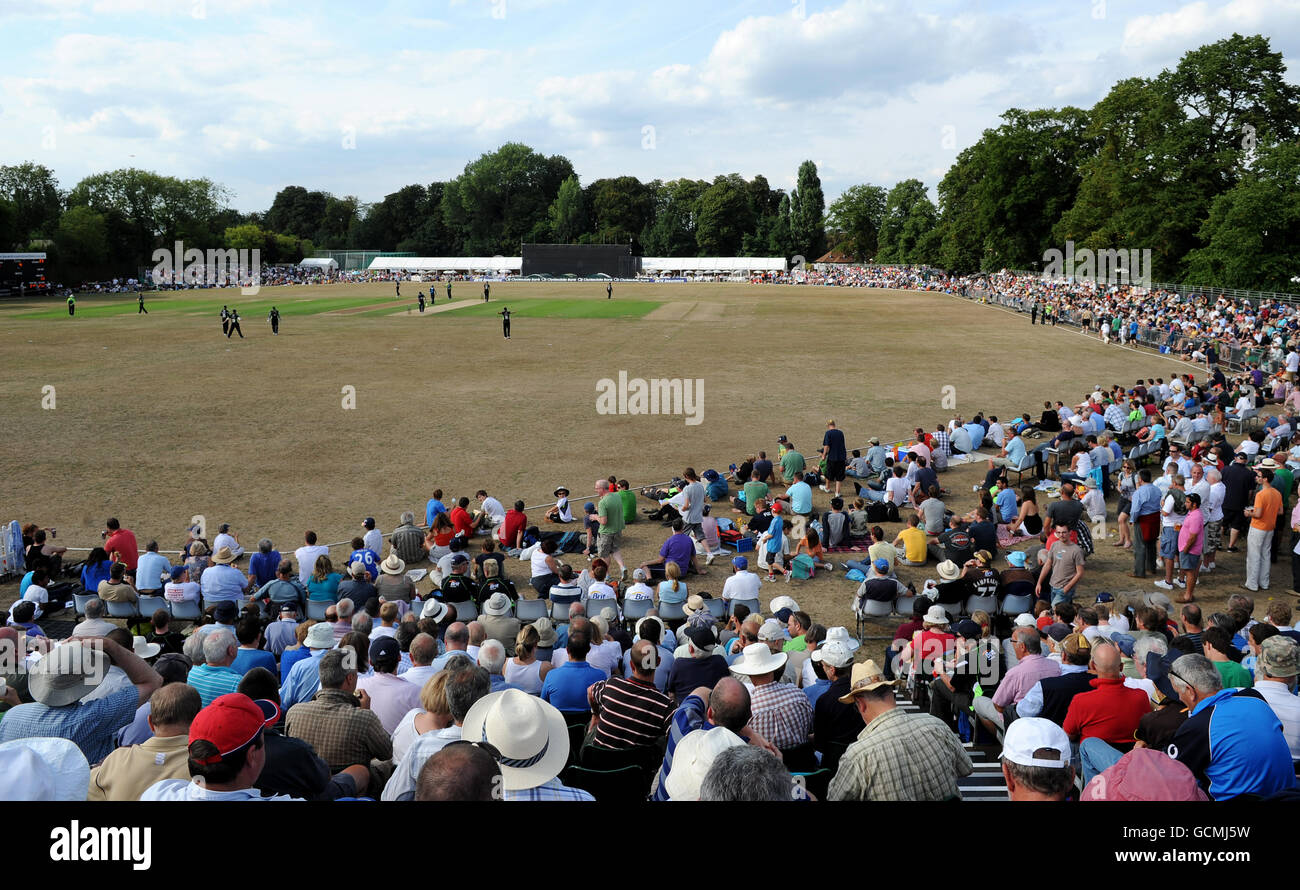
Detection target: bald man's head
<box><xmin>708</xmin><ymin>677</ymin><xmax>752</xmax><ymax>731</ymax></box>
<box><xmin>1091</xmin><ymin>641</ymin><xmax>1122</xmax><ymax>678</ymax></box>
<box><xmin>415</xmin><ymin>744</ymin><xmax>501</xmax><ymax>801</ymax></box>
<box><xmin>628</xmin><ymin>640</ymin><xmax>658</xmax><ymax>679</ymax></box>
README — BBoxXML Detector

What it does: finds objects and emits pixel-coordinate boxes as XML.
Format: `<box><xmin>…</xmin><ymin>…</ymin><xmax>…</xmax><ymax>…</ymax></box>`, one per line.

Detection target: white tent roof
<box><xmin>299</xmin><ymin>257</ymin><xmax>338</xmax><ymax>269</ymax></box>
<box><xmin>641</xmin><ymin>257</ymin><xmax>786</xmax><ymax>273</ymax></box>
<box><xmin>367</xmin><ymin>256</ymin><xmax>522</xmax><ymax>272</ymax></box>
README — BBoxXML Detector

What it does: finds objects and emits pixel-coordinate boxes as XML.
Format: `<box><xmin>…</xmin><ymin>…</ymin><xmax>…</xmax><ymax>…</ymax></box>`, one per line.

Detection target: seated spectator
<box><xmin>588</xmin><ymin>640</ymin><xmax>675</xmax><ymax>749</ymax></box>
<box><xmin>540</xmin><ymin>630</ymin><xmax>605</xmax><ymax>712</ymax></box>
<box><xmin>285</xmin><ymin>649</ymin><xmax>393</xmax><ymax>782</ymax></box>
<box><xmin>200</xmin><ymin>547</ymin><xmax>250</xmax><ymax>604</ymax></box>
<box><xmin>88</xmin><ymin>684</ymin><xmax>201</xmax><ymax>800</ymax></box>
<box><xmin>1000</xmin><ymin>717</ymin><xmax>1075</xmax><ymax>801</ymax></box>
<box><xmin>98</xmin><ymin>562</ymin><xmax>139</xmax><ymax>604</ymax></box>
<box><xmin>231</xmin><ymin>616</ymin><xmax>277</xmax><ymax>676</ymax></box>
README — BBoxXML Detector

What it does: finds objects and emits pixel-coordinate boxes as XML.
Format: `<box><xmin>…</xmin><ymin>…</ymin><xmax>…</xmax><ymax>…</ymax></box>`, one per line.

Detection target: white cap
<box><xmin>664</xmin><ymin>727</ymin><xmax>746</xmax><ymax>801</ymax></box>
<box><xmin>1013</xmin><ymin>613</ymin><xmax>1037</xmax><ymax>628</ymax></box>
<box><xmin>1000</xmin><ymin>718</ymin><xmax>1072</xmax><ymax>769</ymax></box>
<box><xmin>768</xmin><ymin>595</ymin><xmax>800</xmax><ymax>615</ymax></box>
<box><xmin>811</xmin><ymin>639</ymin><xmax>854</xmax><ymax>669</ymax></box>
<box><xmin>757</xmin><ymin>618</ymin><xmax>786</xmax><ymax>642</ymax></box>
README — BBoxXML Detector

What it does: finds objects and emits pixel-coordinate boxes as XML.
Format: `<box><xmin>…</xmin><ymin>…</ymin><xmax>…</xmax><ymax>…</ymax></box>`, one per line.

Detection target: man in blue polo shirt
<box><xmin>785</xmin><ymin>471</ymin><xmax>813</xmax><ymax>517</ymax></box>
<box><xmin>1168</xmin><ymin>653</ymin><xmax>1295</xmax><ymax>800</ymax></box>
<box><xmin>540</xmin><ymin>630</ymin><xmax>606</xmax><ymax>712</ymax></box>
<box><xmin>425</xmin><ymin>491</ymin><xmax>447</xmax><ymax>529</ymax></box>
<box><xmin>650</xmin><ymin>677</ymin><xmax>767</xmax><ymax>800</ymax></box>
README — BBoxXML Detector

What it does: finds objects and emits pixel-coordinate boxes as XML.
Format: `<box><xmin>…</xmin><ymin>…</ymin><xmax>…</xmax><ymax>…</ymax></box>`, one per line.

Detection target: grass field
<box><xmin>3</xmin><ymin>280</ymin><xmax>1267</xmax><ymax>639</ymax></box>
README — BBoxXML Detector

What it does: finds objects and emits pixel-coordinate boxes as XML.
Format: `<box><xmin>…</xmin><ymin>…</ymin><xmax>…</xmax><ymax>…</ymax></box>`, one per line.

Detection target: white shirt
<box><xmin>721</xmin><ymin>571</ymin><xmax>762</xmax><ymax>602</ymax></box>
<box><xmin>1204</xmin><ymin>482</ymin><xmax>1226</xmax><ymax>523</ymax></box>
<box><xmin>403</xmin><ymin>664</ymin><xmax>439</xmax><ymax>690</ymax></box>
<box><xmin>213</xmin><ymin>532</ymin><xmax>243</xmax><ymax>557</ymax></box>
<box><xmin>885</xmin><ymin>476</ymin><xmax>910</xmax><ymax>506</ymax></box>
<box><xmin>530</xmin><ymin>548</ymin><xmax>554</xmax><ymax>578</ymax></box>
<box><xmin>624</xmin><ymin>582</ymin><xmax>655</xmax><ymax>601</ymax></box>
<box><xmin>480</xmin><ymin>497</ymin><xmax>506</xmax><ymax>524</ymax></box>
<box><xmin>294</xmin><ymin>545</ymin><xmax>330</xmax><ymax>585</ymax></box>
<box><xmin>588</xmin><ymin>640</ymin><xmax>621</xmax><ymax>677</ymax></box>
<box><xmin>585</xmin><ymin>581</ymin><xmax>617</xmax><ymax>604</ymax></box>
<box><xmin>370</xmin><ymin>625</ymin><xmax>397</xmax><ymax>640</ymax></box>
<box><xmin>1255</xmin><ymin>680</ymin><xmax>1300</xmax><ymax>758</ymax></box>
<box><xmin>22</xmin><ymin>584</ymin><xmax>48</xmax><ymax>606</ymax></box>
<box><xmin>363</xmin><ymin>528</ymin><xmax>383</xmax><ymax>554</ymax></box>
<box><xmin>986</xmin><ymin>422</ymin><xmax>1006</xmax><ymax>448</ymax></box>
<box><xmin>1287</xmin><ymin>351</ymin><xmax>1299</xmax><ymax>373</ymax></box>
<box><xmin>164</xmin><ymin>581</ymin><xmax>201</xmax><ymax>603</ymax></box>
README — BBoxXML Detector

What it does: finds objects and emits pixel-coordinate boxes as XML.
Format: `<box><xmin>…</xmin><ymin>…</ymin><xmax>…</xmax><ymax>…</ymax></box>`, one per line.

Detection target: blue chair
<box><xmin>136</xmin><ymin>595</ymin><xmax>168</xmax><ymax>619</ymax></box>
<box><xmin>105</xmin><ymin>600</ymin><xmax>138</xmax><ymax>621</ymax></box>
<box><xmin>515</xmin><ymin>598</ymin><xmax>548</xmax><ymax>622</ymax></box>
<box><xmin>73</xmin><ymin>593</ymin><xmax>95</xmax><ymax>617</ymax></box>
<box><xmin>169</xmin><ymin>599</ymin><xmax>202</xmax><ymax>621</ymax></box>
<box><xmin>704</xmin><ymin>598</ymin><xmax>727</xmax><ymax>621</ymax></box>
<box><xmin>306</xmin><ymin>600</ymin><xmax>331</xmax><ymax>621</ymax></box>
<box><xmin>658</xmin><ymin>601</ymin><xmax>687</xmax><ymax>622</ymax></box>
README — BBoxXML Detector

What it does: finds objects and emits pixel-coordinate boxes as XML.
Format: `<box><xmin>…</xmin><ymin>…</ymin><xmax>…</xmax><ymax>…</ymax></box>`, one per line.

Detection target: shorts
<box><xmin>1204</xmin><ymin>520</ymin><xmax>1222</xmax><ymax>551</ymax></box>
<box><xmin>1159</xmin><ymin>527</ymin><xmax>1179</xmax><ymax>560</ymax></box>
<box><xmin>1222</xmin><ymin>508</ymin><xmax>1246</xmax><ymax>535</ymax></box>
<box><xmin>682</xmin><ymin>522</ymin><xmax>703</xmax><ymax>540</ymax></box>
<box><xmin>825</xmin><ymin>461</ymin><xmax>846</xmax><ymax>482</ymax></box>
<box><xmin>596</xmin><ymin>531</ymin><xmax>622</xmax><ymax>558</ymax></box>
<box><xmin>1179</xmin><ymin>552</ymin><xmax>1202</xmax><ymax>570</ymax></box>
<box><xmin>1117</xmin><ymin>497</ymin><xmax>1132</xmax><ymax>518</ymax></box>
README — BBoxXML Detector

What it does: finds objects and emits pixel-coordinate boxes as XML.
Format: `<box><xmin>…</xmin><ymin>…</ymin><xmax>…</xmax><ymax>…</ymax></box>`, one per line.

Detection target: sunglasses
<box><xmin>444</xmin><ymin>739</ymin><xmax>504</xmax><ymax>762</ymax></box>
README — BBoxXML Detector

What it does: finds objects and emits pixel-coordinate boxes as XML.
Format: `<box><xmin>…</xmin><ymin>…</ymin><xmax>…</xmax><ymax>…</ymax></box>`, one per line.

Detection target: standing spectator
<box><xmin>1244</xmin><ymin>466</ymin><xmax>1282</xmax><ymax>591</ymax></box>
<box><xmin>103</xmin><ymin>518</ymin><xmax>139</xmax><ymax>572</ymax></box>
<box><xmin>294</xmin><ymin>532</ymin><xmax>330</xmax><ymax>587</ymax></box>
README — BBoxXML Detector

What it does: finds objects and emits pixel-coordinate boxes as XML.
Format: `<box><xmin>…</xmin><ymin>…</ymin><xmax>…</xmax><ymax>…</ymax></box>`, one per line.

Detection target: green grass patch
<box><xmin>11</xmin><ymin>293</ymin><xmax>398</xmax><ymax>320</ymax></box>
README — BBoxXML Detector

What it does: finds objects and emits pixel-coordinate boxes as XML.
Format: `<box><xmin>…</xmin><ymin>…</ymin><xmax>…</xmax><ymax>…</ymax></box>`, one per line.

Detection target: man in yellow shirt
<box><xmin>892</xmin><ymin>515</ymin><xmax>929</xmax><ymax>566</ymax></box>
<box><xmin>88</xmin><ymin>684</ymin><xmax>200</xmax><ymax>800</ymax></box>
<box><xmin>1244</xmin><ymin>466</ymin><xmax>1284</xmax><ymax>591</ymax></box>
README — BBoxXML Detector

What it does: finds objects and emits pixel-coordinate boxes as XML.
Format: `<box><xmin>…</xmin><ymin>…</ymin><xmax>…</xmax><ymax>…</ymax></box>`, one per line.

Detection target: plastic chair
<box><xmin>306</xmin><ymin>600</ymin><xmax>331</xmax><ymax>621</ymax></box>
<box><xmin>1000</xmin><ymin>594</ymin><xmax>1034</xmax><ymax>618</ymax></box>
<box><xmin>169</xmin><ymin>599</ymin><xmax>202</xmax><ymax>621</ymax></box>
<box><xmin>454</xmin><ymin>600</ymin><xmax>479</xmax><ymax>623</ymax></box>
<box><xmin>551</xmin><ymin>600</ymin><xmax>573</xmax><ymax>622</ymax></box>
<box><xmin>728</xmin><ymin>598</ymin><xmax>759</xmax><ymax>618</ymax></box>
<box><xmin>73</xmin><ymin>593</ymin><xmax>95</xmax><ymax>617</ymax></box>
<box><xmin>893</xmin><ymin>593</ymin><xmax>917</xmax><ymax>617</ymax></box>
<box><xmin>105</xmin><ymin>600</ymin><xmax>138</xmax><ymax>620</ymax></box>
<box><xmin>136</xmin><ymin>595</ymin><xmax>168</xmax><ymax>619</ymax></box>
<box><xmin>622</xmin><ymin>598</ymin><xmax>652</xmax><ymax>626</ymax></box>
<box><xmin>658</xmin><ymin>601</ymin><xmax>687</xmax><ymax>622</ymax></box>
<box><xmin>515</xmin><ymin>598</ymin><xmax>548</xmax><ymax>622</ymax></box>
<box><xmin>963</xmin><ymin>594</ymin><xmax>998</xmax><ymax>617</ymax></box>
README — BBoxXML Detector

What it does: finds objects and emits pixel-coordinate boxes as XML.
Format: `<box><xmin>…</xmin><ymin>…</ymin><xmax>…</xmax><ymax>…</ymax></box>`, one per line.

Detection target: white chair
<box><xmin>169</xmin><ymin>599</ymin><xmax>202</xmax><ymax>621</ymax></box>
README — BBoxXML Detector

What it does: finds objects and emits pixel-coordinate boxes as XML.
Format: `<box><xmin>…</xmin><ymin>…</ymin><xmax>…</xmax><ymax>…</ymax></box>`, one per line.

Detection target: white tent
<box><xmin>366</xmin><ymin>256</ymin><xmax>522</xmax><ymax>273</ymax></box>
<box><xmin>299</xmin><ymin>257</ymin><xmax>339</xmax><ymax>270</ymax></box>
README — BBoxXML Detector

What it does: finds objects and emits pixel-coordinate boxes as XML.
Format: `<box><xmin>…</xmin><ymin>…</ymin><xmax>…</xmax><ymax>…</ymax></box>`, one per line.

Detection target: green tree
<box><xmin>547</xmin><ymin>175</ymin><xmax>587</xmax><ymax>243</ymax></box>
<box><xmin>826</xmin><ymin>183</ymin><xmax>887</xmax><ymax>261</ymax></box>
<box><xmin>53</xmin><ymin>206</ymin><xmax>109</xmax><ymax>279</ymax></box>
<box><xmin>1186</xmin><ymin>140</ymin><xmax>1300</xmax><ymax>291</ymax></box>
<box><xmin>876</xmin><ymin>179</ymin><xmax>937</xmax><ymax>264</ymax></box>
<box><xmin>443</xmin><ymin>143</ymin><xmax>575</xmax><ymax>254</ymax></box>
<box><xmin>265</xmin><ymin>186</ymin><xmax>330</xmax><ymax>241</ymax></box>
<box><xmin>0</xmin><ymin>162</ymin><xmax>63</xmax><ymax>242</ymax></box>
<box><xmin>789</xmin><ymin>160</ymin><xmax>826</xmax><ymax>260</ymax></box>
<box><xmin>767</xmin><ymin>193</ymin><xmax>797</xmax><ymax>259</ymax></box>
<box><xmin>694</xmin><ymin>175</ymin><xmax>754</xmax><ymax>256</ymax></box>
<box><xmin>586</xmin><ymin>176</ymin><xmax>653</xmax><ymax>248</ymax></box>
<box><xmin>642</xmin><ymin>179</ymin><xmax>708</xmax><ymax>256</ymax></box>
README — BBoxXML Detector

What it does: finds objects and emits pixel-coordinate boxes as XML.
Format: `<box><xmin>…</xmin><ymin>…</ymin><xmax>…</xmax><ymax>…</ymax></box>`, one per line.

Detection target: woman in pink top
<box><xmin>1177</xmin><ymin>493</ymin><xmax>1205</xmax><ymax>604</ymax></box>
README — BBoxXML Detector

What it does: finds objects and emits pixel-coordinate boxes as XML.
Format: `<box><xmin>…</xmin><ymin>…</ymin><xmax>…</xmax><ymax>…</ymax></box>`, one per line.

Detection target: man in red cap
<box><xmin>140</xmin><ymin>693</ymin><xmax>301</xmax><ymax>800</ymax></box>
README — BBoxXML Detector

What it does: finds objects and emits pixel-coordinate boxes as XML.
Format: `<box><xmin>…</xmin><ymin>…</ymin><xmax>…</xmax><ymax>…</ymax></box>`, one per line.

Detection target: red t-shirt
<box><xmin>1062</xmin><ymin>677</ymin><xmax>1151</xmax><ymax>746</ymax></box>
<box><xmin>499</xmin><ymin>509</ymin><xmax>527</xmax><ymax>548</ymax></box>
<box><xmin>450</xmin><ymin>507</ymin><xmax>474</xmax><ymax>538</ymax></box>
<box><xmin>104</xmin><ymin>528</ymin><xmax>139</xmax><ymax>570</ymax></box>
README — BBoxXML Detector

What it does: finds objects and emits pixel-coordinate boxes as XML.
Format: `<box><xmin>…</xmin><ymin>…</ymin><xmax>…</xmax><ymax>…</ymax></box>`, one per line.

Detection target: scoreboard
<box><xmin>0</xmin><ymin>253</ymin><xmax>48</xmax><ymax>295</ymax></box>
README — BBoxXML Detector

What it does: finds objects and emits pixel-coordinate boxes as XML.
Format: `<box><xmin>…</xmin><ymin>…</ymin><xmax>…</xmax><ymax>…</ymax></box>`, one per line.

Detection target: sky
<box><xmin>1</xmin><ymin>0</ymin><xmax>1297</xmax><ymax>212</ymax></box>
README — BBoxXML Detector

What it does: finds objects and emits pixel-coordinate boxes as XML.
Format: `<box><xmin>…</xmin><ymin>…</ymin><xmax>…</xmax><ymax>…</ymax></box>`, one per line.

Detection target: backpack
<box><xmin>865</xmin><ymin>501</ymin><xmax>891</xmax><ymax>523</ymax></box>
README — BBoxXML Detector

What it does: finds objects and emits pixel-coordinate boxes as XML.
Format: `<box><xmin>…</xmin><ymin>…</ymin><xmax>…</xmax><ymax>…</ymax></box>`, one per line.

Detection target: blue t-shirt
<box><xmin>231</xmin><ymin>647</ymin><xmax>279</xmax><ymax>676</ymax></box>
<box><xmin>348</xmin><ymin>548</ymin><xmax>381</xmax><ymax>580</ymax></box>
<box><xmin>995</xmin><ymin>487</ymin><xmax>1018</xmax><ymax>523</ymax></box>
<box><xmin>540</xmin><ymin>660</ymin><xmax>607</xmax><ymax>712</ymax></box>
<box><xmin>660</xmin><ymin>534</ymin><xmax>695</xmax><ymax>572</ymax></box>
<box><xmin>248</xmin><ymin>550</ymin><xmax>282</xmax><ymax>587</ymax></box>
<box><xmin>1004</xmin><ymin>437</ymin><xmax>1027</xmax><ymax>468</ymax></box>
<box><xmin>963</xmin><ymin>423</ymin><xmax>985</xmax><ymax>451</ymax></box>
<box><xmin>658</xmin><ymin>580</ymin><xmax>688</xmax><ymax>604</ymax></box>
<box><xmin>426</xmin><ymin>499</ymin><xmax>448</xmax><ymax>528</ymax></box>
<box><xmin>788</xmin><ymin>481</ymin><xmax>813</xmax><ymax>515</ymax></box>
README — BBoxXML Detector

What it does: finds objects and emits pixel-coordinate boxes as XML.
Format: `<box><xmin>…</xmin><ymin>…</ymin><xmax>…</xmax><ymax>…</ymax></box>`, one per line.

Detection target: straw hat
<box><xmin>837</xmin><ymin>659</ymin><xmax>892</xmax><ymax>702</ymax></box>
<box><xmin>0</xmin><ymin>738</ymin><xmax>90</xmax><ymax>800</ymax></box>
<box><xmin>937</xmin><ymin>560</ymin><xmax>961</xmax><ymax>582</ymax></box>
<box><xmin>29</xmin><ymin>643</ymin><xmax>108</xmax><ymax>707</ymax></box>
<box><xmin>664</xmin><ymin>727</ymin><xmax>746</xmax><ymax>801</ymax></box>
<box><xmin>728</xmin><ymin>641</ymin><xmax>787</xmax><ymax>676</ymax></box>
<box><xmin>212</xmin><ymin>546</ymin><xmax>236</xmax><ymax>565</ymax></box>
<box><xmin>380</xmin><ymin>553</ymin><xmax>406</xmax><ymax>575</ymax></box>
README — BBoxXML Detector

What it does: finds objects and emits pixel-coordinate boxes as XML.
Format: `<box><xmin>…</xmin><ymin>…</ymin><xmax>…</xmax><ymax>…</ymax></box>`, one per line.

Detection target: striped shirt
<box><xmin>186</xmin><ymin>664</ymin><xmax>243</xmax><ymax>707</ymax></box>
<box><xmin>504</xmin><ymin>777</ymin><xmax>596</xmax><ymax>801</ymax></box>
<box><xmin>590</xmin><ymin>676</ymin><xmax>675</xmax><ymax>749</ymax></box>
<box><xmin>749</xmin><ymin>681</ymin><xmax>814</xmax><ymax>750</ymax></box>
<box><xmin>828</xmin><ymin>707</ymin><xmax>972</xmax><ymax>801</ymax></box>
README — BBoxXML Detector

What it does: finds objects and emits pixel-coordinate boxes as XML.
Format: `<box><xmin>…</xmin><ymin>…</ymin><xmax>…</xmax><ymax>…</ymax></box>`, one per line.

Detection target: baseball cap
<box><xmin>369</xmin><ymin>636</ymin><xmax>400</xmax><ymax>663</ymax></box>
<box><xmin>450</xmin><ymin>553</ymin><xmax>469</xmax><ymax>566</ymax></box>
<box><xmin>873</xmin><ymin>558</ymin><xmax>890</xmax><ymax>573</ymax></box>
<box><xmin>954</xmin><ymin>620</ymin><xmax>982</xmax><ymax>640</ymax></box>
<box><xmin>213</xmin><ymin>601</ymin><xmax>238</xmax><ymax>623</ymax></box>
<box><xmin>363</xmin><ymin>517</ymin><xmax>376</xmax><ymax>529</ymax></box>
<box><xmin>1001</xmin><ymin>718</ymin><xmax>1071</xmax><ymax>769</ymax></box>
<box><xmin>1061</xmin><ymin>632</ymin><xmax>1091</xmax><ymax>658</ymax></box>
<box><xmin>777</xmin><ymin>435</ymin><xmax>788</xmax><ymax>443</ymax></box>
<box><xmin>757</xmin><ymin>618</ymin><xmax>785</xmax><ymax>642</ymax></box>
<box><xmin>774</xmin><ymin>608</ymin><xmax>794</xmax><ymax>623</ymax></box>
<box><xmin>170</xmin><ymin>565</ymin><xmax>188</xmax><ymax>581</ymax></box>
<box><xmin>1005</xmin><ymin>551</ymin><xmax>1027</xmax><ymax>568</ymax></box>
<box><xmin>1094</xmin><ymin>591</ymin><xmax>1114</xmax><ymax>604</ymax></box>
<box><xmin>189</xmin><ymin>694</ymin><xmax>279</xmax><ymax>765</ymax></box>
<box><xmin>771</xmin><ymin>501</ymin><xmax>783</xmax><ymax>514</ymax></box>
<box><xmin>731</xmin><ymin>556</ymin><xmax>748</xmax><ymax>570</ymax></box>
<box><xmin>811</xmin><ymin>639</ymin><xmax>854</xmax><ymax>668</ymax></box>
<box><xmin>1013</xmin><ymin>613</ymin><xmax>1037</xmax><ymax>628</ymax></box>
<box><xmin>583</xmin><ymin>502</ymin><xmax>596</xmax><ymax>514</ymax></box>
<box><xmin>683</xmin><ymin>625</ymin><xmax>715</xmax><ymax>649</ymax></box>
<box><xmin>632</xmin><ymin>568</ymin><xmax>649</xmax><ymax>581</ymax></box>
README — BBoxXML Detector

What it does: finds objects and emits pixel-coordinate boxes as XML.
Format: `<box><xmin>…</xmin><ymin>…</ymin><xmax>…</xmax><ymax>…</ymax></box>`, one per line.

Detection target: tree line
<box><xmin>1</xmin><ymin>34</ymin><xmax>1296</xmax><ymax>290</ymax></box>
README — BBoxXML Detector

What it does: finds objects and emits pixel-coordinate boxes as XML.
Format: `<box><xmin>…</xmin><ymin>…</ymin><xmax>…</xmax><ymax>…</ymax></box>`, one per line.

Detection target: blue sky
<box><xmin>1</xmin><ymin>0</ymin><xmax>1297</xmax><ymax>212</ymax></box>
